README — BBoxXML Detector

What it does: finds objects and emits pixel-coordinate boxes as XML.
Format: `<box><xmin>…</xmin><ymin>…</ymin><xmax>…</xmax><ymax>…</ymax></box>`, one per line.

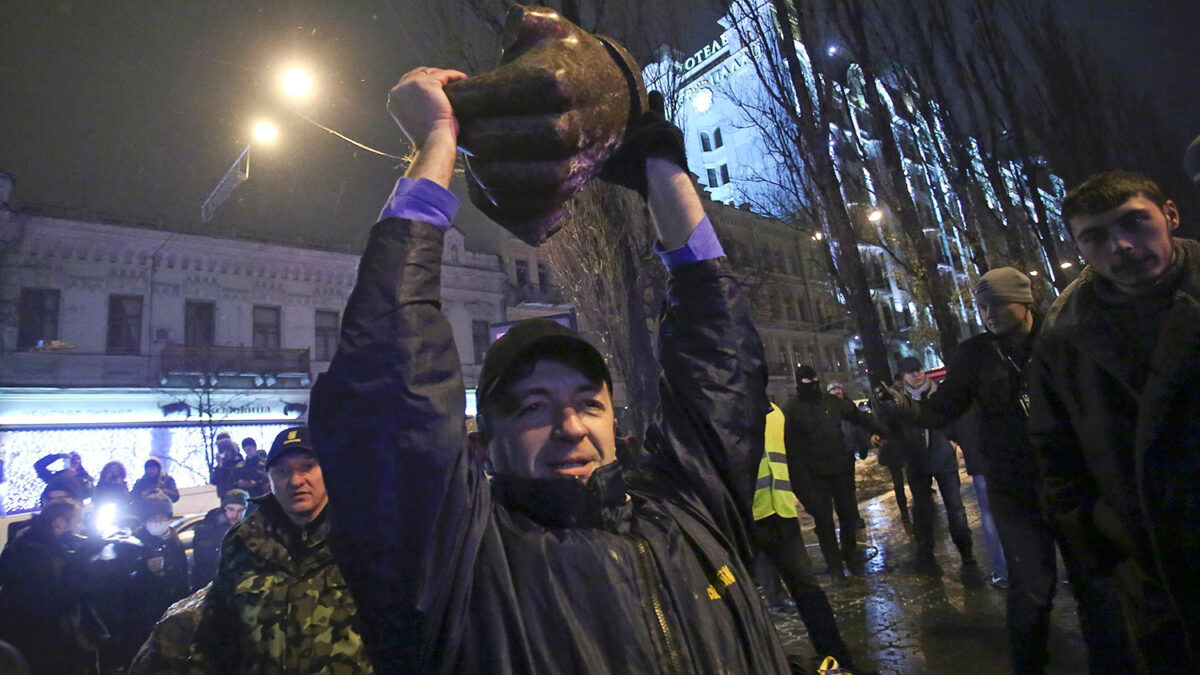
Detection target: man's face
<box><xmin>1069</xmin><ymin>196</ymin><xmax>1179</xmax><ymax>287</ymax></box>
<box><xmin>54</xmin><ymin>510</ymin><xmax>82</xmax><ymax>537</ymax></box>
<box><xmin>979</xmin><ymin>300</ymin><xmax>1029</xmax><ymax>336</ymax></box>
<box><xmin>268</xmin><ymin>454</ymin><xmax>328</xmax><ymax>524</ymax></box>
<box><xmin>223</xmin><ymin>503</ymin><xmax>246</xmax><ymax>525</ymax></box>
<box><xmin>242</xmin><ymin>441</ymin><xmax>256</xmax><ymax>455</ymax></box>
<box><xmin>42</xmin><ymin>490</ymin><xmax>73</xmax><ymax>508</ymax></box>
<box><xmin>68</xmin><ymin>453</ymin><xmax>82</xmax><ymax>469</ymax></box>
<box><xmin>486</xmin><ymin>359</ymin><xmax>617</xmax><ymax>482</ymax></box>
<box><xmin>902</xmin><ymin>368</ymin><xmax>926</xmax><ymax>389</ymax></box>
<box><xmin>146</xmin><ymin>464</ymin><xmax>160</xmax><ymax>478</ymax></box>
<box><xmin>828</xmin><ymin>386</ymin><xmax>844</xmax><ymax>399</ymax></box>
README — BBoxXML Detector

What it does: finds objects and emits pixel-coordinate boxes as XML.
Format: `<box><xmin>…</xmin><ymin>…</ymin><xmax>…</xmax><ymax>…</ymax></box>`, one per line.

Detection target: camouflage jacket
<box><xmin>192</xmin><ymin>495</ymin><xmax>373</xmax><ymax>674</ymax></box>
<box><xmin>129</xmin><ymin>585</ymin><xmax>209</xmax><ymax>674</ymax></box>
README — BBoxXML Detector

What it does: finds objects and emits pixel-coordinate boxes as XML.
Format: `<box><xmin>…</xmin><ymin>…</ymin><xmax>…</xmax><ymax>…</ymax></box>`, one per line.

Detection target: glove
<box><xmin>597</xmin><ymin>91</ymin><xmax>687</xmax><ymax>198</ymax></box>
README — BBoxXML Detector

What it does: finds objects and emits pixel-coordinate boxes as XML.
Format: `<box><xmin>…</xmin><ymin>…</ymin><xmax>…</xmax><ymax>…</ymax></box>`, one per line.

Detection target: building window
<box><xmin>472</xmin><ymin>320</ymin><xmax>490</xmax><ymax>366</ymax></box>
<box><xmin>252</xmin><ymin>306</ymin><xmax>281</xmax><ymax>350</ymax></box>
<box><xmin>706</xmin><ymin>168</ymin><xmax>719</xmax><ymax>186</ymax></box>
<box><xmin>314</xmin><ymin>310</ymin><xmax>339</xmax><ymax>361</ymax></box>
<box><xmin>719</xmin><ymin>164</ymin><xmax>730</xmax><ymax>183</ymax></box>
<box><xmin>17</xmin><ymin>288</ymin><xmax>60</xmax><ymax>350</ymax></box>
<box><xmin>537</xmin><ymin>263</ymin><xmax>550</xmax><ymax>289</ymax></box>
<box><xmin>107</xmin><ymin>295</ymin><xmax>143</xmax><ymax>354</ymax></box>
<box><xmin>700</xmin><ymin>131</ymin><xmax>713</xmax><ymax>152</ymax></box>
<box><xmin>713</xmin><ymin>127</ymin><xmax>724</xmax><ymax>148</ymax></box>
<box><xmin>515</xmin><ymin>260</ymin><xmax>529</xmax><ymax>286</ymax></box>
<box><xmin>184</xmin><ymin>301</ymin><xmax>215</xmax><ymax>348</ymax></box>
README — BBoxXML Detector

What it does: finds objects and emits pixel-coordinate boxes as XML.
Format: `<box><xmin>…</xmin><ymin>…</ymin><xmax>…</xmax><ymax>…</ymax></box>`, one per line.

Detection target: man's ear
<box><xmin>1164</xmin><ymin>200</ymin><xmax>1181</xmax><ymax>233</ymax></box>
<box><xmin>468</xmin><ymin>431</ymin><xmax>493</xmax><ymax>473</ymax></box>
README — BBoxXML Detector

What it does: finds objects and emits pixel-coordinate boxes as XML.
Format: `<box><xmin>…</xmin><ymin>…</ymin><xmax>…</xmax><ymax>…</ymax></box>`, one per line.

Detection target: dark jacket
<box><xmin>189</xmin><ymin>508</ymin><xmax>232</xmax><ymax>591</ymax></box>
<box><xmin>131</xmin><ymin>473</ymin><xmax>180</xmax><ymax>504</ymax></box>
<box><xmin>884</xmin><ymin>381</ymin><xmax>960</xmax><ymax>475</ymax></box>
<box><xmin>230</xmin><ymin>455</ymin><xmax>269</xmax><ymax>497</ymax></box>
<box><xmin>309</xmin><ymin>216</ymin><xmax>789</xmax><ymax>673</ymax></box>
<box><xmin>890</xmin><ymin>323</ymin><xmax>1040</xmax><ymax>492</ymax></box>
<box><xmin>34</xmin><ymin>454</ymin><xmax>94</xmax><ymax>497</ymax></box>
<box><xmin>193</xmin><ymin>496</ymin><xmax>372</xmax><ymax>674</ymax></box>
<box><xmin>0</xmin><ymin>522</ymin><xmax>103</xmax><ymax>674</ymax></box>
<box><xmin>209</xmin><ymin>458</ymin><xmax>243</xmax><ymax>499</ymax></box>
<box><xmin>781</xmin><ymin>391</ymin><xmax>885</xmax><ymax>476</ymax></box>
<box><xmin>1028</xmin><ymin>238</ymin><xmax>1200</xmax><ymax>655</ymax></box>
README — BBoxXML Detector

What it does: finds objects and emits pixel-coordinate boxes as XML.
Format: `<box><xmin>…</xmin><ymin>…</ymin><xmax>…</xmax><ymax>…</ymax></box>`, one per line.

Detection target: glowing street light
<box><xmin>1059</xmin><ymin>261</ymin><xmax>1074</xmax><ymax>269</ymax></box>
<box><xmin>201</xmin><ymin>119</ymin><xmax>280</xmax><ymax>222</ymax></box>
<box><xmin>252</xmin><ymin>120</ymin><xmax>279</xmax><ymax>143</ymax></box>
<box><xmin>867</xmin><ymin>208</ymin><xmax>884</xmax><ymax>223</ymax></box>
<box><xmin>811</xmin><ymin>231</ymin><xmax>825</xmax><ymax>241</ymax></box>
<box><xmin>827</xmin><ymin>45</ymin><xmax>839</xmax><ymax>56</ymax></box>
<box><xmin>1029</xmin><ymin>270</ymin><xmax>1039</xmax><ymax>276</ymax></box>
<box><xmin>281</xmin><ymin>67</ymin><xmax>314</xmax><ymax>99</ymax></box>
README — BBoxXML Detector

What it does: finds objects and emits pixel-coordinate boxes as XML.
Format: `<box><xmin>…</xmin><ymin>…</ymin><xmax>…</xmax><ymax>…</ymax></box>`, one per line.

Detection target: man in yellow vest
<box><xmin>756</xmin><ymin>403</ymin><xmax>867</xmax><ymax>671</ymax></box>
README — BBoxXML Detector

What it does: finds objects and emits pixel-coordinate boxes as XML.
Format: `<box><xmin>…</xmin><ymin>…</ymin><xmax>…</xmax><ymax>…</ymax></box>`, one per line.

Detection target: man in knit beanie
<box><xmin>877</xmin><ymin>263</ymin><xmax>1132</xmax><ymax>672</ymax></box>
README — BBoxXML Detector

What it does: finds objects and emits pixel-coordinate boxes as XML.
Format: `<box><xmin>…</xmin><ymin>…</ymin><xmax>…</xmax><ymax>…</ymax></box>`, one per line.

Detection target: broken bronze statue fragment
<box><xmin>445</xmin><ymin>4</ymin><xmax>648</xmax><ymax>246</ymax></box>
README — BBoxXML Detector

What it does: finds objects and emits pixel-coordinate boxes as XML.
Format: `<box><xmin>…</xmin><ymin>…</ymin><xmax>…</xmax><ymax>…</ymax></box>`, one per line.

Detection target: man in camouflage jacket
<box><xmin>191</xmin><ymin>426</ymin><xmax>372</xmax><ymax>674</ymax></box>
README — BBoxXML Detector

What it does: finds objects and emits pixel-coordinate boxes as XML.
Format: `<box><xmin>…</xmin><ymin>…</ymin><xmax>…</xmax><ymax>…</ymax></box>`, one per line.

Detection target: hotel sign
<box><xmin>0</xmin><ymin>388</ymin><xmax>312</xmax><ymax>428</ymax></box>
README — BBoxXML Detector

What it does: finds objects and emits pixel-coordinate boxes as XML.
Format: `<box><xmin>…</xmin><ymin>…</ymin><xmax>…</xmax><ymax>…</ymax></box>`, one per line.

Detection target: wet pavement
<box><xmin>768</xmin><ymin>471</ymin><xmax>1089</xmax><ymax>674</ymax></box>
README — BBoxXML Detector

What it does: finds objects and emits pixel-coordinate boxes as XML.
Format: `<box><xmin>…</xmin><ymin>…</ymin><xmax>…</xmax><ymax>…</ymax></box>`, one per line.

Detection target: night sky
<box><xmin>1</xmin><ymin>1</ymin><xmax>1196</xmax><ymax>252</ymax></box>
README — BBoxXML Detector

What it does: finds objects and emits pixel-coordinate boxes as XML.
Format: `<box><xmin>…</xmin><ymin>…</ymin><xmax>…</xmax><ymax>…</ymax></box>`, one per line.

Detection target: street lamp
<box><xmin>252</xmin><ymin>120</ymin><xmax>279</xmax><ymax>143</ymax></box>
<box><xmin>281</xmin><ymin>67</ymin><xmax>313</xmax><ymax>99</ymax></box>
<box><xmin>867</xmin><ymin>208</ymin><xmax>884</xmax><ymax>223</ymax></box>
<box><xmin>200</xmin><ymin>119</ymin><xmax>279</xmax><ymax>222</ymax></box>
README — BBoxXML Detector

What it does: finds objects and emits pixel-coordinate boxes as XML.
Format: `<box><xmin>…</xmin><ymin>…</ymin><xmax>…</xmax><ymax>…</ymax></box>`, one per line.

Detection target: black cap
<box><xmin>898</xmin><ymin>356</ymin><xmax>924</xmax><ymax>373</ymax></box>
<box><xmin>476</xmin><ymin>318</ymin><xmax>611</xmax><ymax>409</ymax></box>
<box><xmin>266</xmin><ymin>426</ymin><xmax>315</xmax><ymax>468</ymax></box>
<box><xmin>794</xmin><ymin>364</ymin><xmax>817</xmax><ymax>381</ymax></box>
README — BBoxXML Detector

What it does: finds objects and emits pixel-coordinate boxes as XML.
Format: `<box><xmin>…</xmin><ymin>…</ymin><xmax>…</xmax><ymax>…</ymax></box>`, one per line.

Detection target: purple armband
<box><xmin>378</xmin><ymin>177</ymin><xmax>459</xmax><ymax>231</ymax></box>
<box><xmin>654</xmin><ymin>216</ymin><xmax>726</xmax><ymax>270</ymax></box>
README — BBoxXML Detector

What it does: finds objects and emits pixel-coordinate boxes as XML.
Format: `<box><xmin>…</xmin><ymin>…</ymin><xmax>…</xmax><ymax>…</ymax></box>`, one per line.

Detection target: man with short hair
<box><xmin>1030</xmin><ymin>170</ymin><xmax>1200</xmax><ymax>669</ymax></box>
<box><xmin>190</xmin><ymin>488</ymin><xmax>249</xmax><ymax>590</ymax></box>
<box><xmin>0</xmin><ymin>500</ymin><xmax>102</xmax><ymax>674</ymax></box>
<box><xmin>309</xmin><ymin>67</ymin><xmax>792</xmax><ymax>672</ymax></box>
<box><xmin>889</xmin><ymin>356</ymin><xmax>974</xmax><ymax>576</ymax></box>
<box><xmin>880</xmin><ymin>266</ymin><xmax>1129</xmax><ymax>673</ymax></box>
<box><xmin>232</xmin><ymin>438</ymin><xmax>269</xmax><ymax>497</ymax></box>
<box><xmin>192</xmin><ymin>426</ymin><xmax>372</xmax><ymax>673</ymax></box>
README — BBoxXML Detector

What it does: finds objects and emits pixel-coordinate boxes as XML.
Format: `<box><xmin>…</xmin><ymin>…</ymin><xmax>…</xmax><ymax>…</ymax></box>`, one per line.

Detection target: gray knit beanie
<box><xmin>976</xmin><ymin>267</ymin><xmax>1033</xmax><ymax>304</ymax></box>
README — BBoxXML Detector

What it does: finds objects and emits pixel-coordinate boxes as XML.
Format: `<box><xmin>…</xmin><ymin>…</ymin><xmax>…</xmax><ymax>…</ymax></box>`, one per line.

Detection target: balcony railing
<box><xmin>160</xmin><ymin>345</ymin><xmax>309</xmax><ymax>377</ymax></box>
<box><xmin>0</xmin><ymin>352</ymin><xmax>158</xmax><ymax>387</ymax></box>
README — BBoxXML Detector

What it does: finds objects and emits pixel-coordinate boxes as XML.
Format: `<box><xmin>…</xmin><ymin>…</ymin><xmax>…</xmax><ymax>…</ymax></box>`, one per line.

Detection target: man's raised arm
<box><xmin>309</xmin><ymin>68</ymin><xmax>488</xmax><ymax>669</ymax></box>
<box><xmin>640</xmin><ymin>150</ymin><xmax>769</xmax><ymax>551</ymax></box>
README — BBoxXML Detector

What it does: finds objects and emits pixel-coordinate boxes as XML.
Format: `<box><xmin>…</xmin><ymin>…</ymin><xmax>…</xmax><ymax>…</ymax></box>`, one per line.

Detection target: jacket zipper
<box><xmin>632</xmin><ymin>534</ymin><xmax>685</xmax><ymax>673</ymax></box>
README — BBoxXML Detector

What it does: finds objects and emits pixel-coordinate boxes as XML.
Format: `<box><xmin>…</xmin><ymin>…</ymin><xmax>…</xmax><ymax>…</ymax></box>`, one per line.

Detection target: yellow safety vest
<box><xmin>753</xmin><ymin>403</ymin><xmax>798</xmax><ymax>521</ymax></box>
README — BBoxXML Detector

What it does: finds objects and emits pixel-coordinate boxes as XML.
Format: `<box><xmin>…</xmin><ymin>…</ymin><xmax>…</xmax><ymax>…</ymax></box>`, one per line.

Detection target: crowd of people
<box><xmin>0</xmin><ymin>60</ymin><xmax>1197</xmax><ymax>675</ymax></box>
<box><xmin>0</xmin><ymin>434</ymin><xmax>269</xmax><ymax>674</ymax></box>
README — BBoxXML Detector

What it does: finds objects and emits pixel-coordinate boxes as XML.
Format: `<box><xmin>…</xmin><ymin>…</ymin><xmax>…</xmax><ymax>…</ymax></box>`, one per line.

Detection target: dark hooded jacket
<box><xmin>309</xmin><ymin>216</ymin><xmax>790</xmax><ymax>674</ymax></box>
<box><xmin>1028</xmin><ymin>238</ymin><xmax>1200</xmax><ymax>657</ymax></box>
<box><xmin>781</xmin><ymin>388</ymin><xmax>886</xmax><ymax>477</ymax></box>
